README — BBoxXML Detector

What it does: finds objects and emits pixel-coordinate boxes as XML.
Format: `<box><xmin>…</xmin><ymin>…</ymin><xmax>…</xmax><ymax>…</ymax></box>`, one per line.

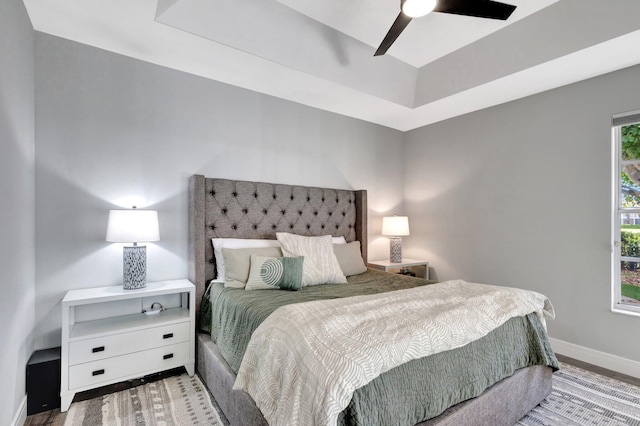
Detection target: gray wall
<box><xmin>0</xmin><ymin>0</ymin><xmax>35</xmax><ymax>424</ymax></box>
<box><xmin>34</xmin><ymin>34</ymin><xmax>405</xmax><ymax>349</ymax></box>
<box><xmin>405</xmin><ymin>64</ymin><xmax>640</xmax><ymax>361</ymax></box>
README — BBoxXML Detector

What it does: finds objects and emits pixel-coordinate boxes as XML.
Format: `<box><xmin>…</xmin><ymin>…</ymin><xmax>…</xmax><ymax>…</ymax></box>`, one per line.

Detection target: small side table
<box><xmin>60</xmin><ymin>279</ymin><xmax>195</xmax><ymax>412</ymax></box>
<box><xmin>367</xmin><ymin>258</ymin><xmax>430</xmax><ymax>279</ymax></box>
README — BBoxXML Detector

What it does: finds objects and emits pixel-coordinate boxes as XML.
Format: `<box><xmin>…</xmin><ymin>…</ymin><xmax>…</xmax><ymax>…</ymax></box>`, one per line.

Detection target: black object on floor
<box><xmin>26</xmin><ymin>347</ymin><xmax>61</xmax><ymax>415</ymax></box>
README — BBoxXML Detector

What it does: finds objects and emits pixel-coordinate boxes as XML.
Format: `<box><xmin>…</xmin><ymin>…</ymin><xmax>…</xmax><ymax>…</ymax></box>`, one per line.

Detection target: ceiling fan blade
<box><xmin>374</xmin><ymin>12</ymin><xmax>413</xmax><ymax>56</ymax></box>
<box><xmin>434</xmin><ymin>0</ymin><xmax>516</xmax><ymax>20</ymax></box>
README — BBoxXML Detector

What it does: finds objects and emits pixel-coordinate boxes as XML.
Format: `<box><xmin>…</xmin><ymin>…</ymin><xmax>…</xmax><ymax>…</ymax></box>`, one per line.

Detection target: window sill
<box><xmin>612</xmin><ymin>303</ymin><xmax>640</xmax><ymax>317</ymax></box>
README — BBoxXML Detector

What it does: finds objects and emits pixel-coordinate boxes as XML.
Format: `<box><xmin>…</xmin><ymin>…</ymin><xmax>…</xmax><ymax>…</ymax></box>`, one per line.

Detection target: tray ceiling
<box><xmin>23</xmin><ymin>0</ymin><xmax>640</xmax><ymax>131</ymax></box>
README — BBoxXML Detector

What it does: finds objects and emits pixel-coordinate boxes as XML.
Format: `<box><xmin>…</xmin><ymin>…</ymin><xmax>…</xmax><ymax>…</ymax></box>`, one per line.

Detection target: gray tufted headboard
<box><xmin>188</xmin><ymin>175</ymin><xmax>368</xmax><ymax>317</ymax></box>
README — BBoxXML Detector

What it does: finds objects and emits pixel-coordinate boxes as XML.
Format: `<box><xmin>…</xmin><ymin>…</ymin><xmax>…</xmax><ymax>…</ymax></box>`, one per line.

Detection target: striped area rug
<box><xmin>518</xmin><ymin>363</ymin><xmax>640</xmax><ymax>425</ymax></box>
<box><xmin>64</xmin><ymin>374</ymin><xmax>223</xmax><ymax>426</ymax></box>
<box><xmin>63</xmin><ymin>363</ymin><xmax>640</xmax><ymax>426</ymax></box>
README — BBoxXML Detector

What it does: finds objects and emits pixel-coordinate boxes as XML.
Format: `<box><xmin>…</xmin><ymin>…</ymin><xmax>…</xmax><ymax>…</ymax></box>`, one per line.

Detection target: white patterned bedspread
<box><xmin>233</xmin><ymin>279</ymin><xmax>555</xmax><ymax>426</ymax></box>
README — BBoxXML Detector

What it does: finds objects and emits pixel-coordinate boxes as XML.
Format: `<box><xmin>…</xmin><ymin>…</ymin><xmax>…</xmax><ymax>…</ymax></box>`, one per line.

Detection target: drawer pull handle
<box><xmin>92</xmin><ymin>346</ymin><xmax>105</xmax><ymax>353</ymax></box>
<box><xmin>92</xmin><ymin>369</ymin><xmax>105</xmax><ymax>376</ymax></box>
<box><xmin>163</xmin><ymin>333</ymin><xmax>174</xmax><ymax>339</ymax></box>
<box><xmin>163</xmin><ymin>353</ymin><xmax>174</xmax><ymax>360</ymax></box>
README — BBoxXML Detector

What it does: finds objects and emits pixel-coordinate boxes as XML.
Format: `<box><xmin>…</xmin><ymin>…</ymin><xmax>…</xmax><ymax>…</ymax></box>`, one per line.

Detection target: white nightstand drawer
<box><xmin>68</xmin><ymin>342</ymin><xmax>190</xmax><ymax>390</ymax></box>
<box><xmin>69</xmin><ymin>321</ymin><xmax>190</xmax><ymax>365</ymax></box>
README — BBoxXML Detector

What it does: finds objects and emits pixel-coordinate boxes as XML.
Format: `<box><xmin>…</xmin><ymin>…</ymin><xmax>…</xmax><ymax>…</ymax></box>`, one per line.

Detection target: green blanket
<box><xmin>209</xmin><ymin>269</ymin><xmax>558</xmax><ymax>425</ymax></box>
<box><xmin>210</xmin><ymin>269</ymin><xmax>436</xmax><ymax>373</ymax></box>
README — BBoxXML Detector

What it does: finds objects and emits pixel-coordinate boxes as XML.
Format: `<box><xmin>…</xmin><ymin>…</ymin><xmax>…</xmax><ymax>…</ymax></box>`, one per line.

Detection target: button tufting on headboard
<box><xmin>205</xmin><ymin>180</ymin><xmax>358</xmax><ymax>240</ymax></box>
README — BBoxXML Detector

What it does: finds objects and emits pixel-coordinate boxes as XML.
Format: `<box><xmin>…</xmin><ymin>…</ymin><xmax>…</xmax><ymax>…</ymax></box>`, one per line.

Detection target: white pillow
<box><xmin>212</xmin><ymin>238</ymin><xmax>281</xmax><ymax>282</ymax></box>
<box><xmin>333</xmin><ymin>236</ymin><xmax>347</xmax><ymax>244</ymax></box>
<box><xmin>276</xmin><ymin>233</ymin><xmax>347</xmax><ymax>286</ymax></box>
<box><xmin>211</xmin><ymin>236</ymin><xmax>346</xmax><ymax>282</ymax></box>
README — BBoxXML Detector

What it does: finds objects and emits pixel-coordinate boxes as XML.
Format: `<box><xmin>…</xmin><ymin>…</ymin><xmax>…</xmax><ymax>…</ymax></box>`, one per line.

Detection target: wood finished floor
<box><xmin>24</xmin><ymin>356</ymin><xmax>640</xmax><ymax>425</ymax></box>
<box><xmin>555</xmin><ymin>354</ymin><xmax>640</xmax><ymax>387</ymax></box>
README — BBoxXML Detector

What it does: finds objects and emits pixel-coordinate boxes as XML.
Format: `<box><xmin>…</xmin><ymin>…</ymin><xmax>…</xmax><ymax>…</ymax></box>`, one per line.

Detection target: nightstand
<box><xmin>60</xmin><ymin>279</ymin><xmax>195</xmax><ymax>412</ymax></box>
<box><xmin>367</xmin><ymin>258</ymin><xmax>430</xmax><ymax>279</ymax></box>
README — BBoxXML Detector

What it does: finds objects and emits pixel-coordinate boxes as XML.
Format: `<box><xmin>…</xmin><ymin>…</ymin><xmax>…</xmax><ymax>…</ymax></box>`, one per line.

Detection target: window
<box><xmin>613</xmin><ymin>112</ymin><xmax>640</xmax><ymax>314</ymax></box>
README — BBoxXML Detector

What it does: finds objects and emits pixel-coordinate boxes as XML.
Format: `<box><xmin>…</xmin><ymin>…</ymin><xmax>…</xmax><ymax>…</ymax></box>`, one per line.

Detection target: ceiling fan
<box><xmin>375</xmin><ymin>0</ymin><xmax>517</xmax><ymax>56</ymax></box>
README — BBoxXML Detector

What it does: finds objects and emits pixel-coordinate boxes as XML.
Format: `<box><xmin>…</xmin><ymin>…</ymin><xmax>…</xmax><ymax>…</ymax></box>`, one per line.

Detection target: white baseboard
<box><xmin>10</xmin><ymin>395</ymin><xmax>27</xmax><ymax>426</ymax></box>
<box><xmin>550</xmin><ymin>337</ymin><xmax>640</xmax><ymax>379</ymax></box>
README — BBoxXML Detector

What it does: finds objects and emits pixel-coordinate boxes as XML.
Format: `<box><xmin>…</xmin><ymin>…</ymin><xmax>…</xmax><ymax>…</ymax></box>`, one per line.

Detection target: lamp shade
<box><xmin>106</xmin><ymin>209</ymin><xmax>160</xmax><ymax>243</ymax></box>
<box><xmin>382</xmin><ymin>216</ymin><xmax>410</xmax><ymax>236</ymax></box>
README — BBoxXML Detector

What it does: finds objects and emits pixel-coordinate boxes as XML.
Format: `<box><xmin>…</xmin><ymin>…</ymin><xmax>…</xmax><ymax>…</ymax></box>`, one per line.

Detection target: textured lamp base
<box><xmin>123</xmin><ymin>245</ymin><xmax>147</xmax><ymax>289</ymax></box>
<box><xmin>389</xmin><ymin>237</ymin><xmax>403</xmax><ymax>263</ymax></box>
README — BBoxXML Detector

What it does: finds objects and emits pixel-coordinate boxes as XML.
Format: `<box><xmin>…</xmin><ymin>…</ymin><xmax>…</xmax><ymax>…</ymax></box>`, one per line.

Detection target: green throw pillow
<box><xmin>245</xmin><ymin>255</ymin><xmax>304</xmax><ymax>291</ymax></box>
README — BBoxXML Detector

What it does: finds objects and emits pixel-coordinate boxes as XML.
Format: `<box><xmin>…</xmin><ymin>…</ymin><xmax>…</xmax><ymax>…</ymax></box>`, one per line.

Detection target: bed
<box><xmin>188</xmin><ymin>175</ymin><xmax>558</xmax><ymax>426</ymax></box>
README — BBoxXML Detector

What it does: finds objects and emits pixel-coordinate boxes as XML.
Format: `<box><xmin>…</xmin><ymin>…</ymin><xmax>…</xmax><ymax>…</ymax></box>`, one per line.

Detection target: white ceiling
<box><xmin>276</xmin><ymin>0</ymin><xmax>557</xmax><ymax>68</ymax></box>
<box><xmin>23</xmin><ymin>0</ymin><xmax>640</xmax><ymax>131</ymax></box>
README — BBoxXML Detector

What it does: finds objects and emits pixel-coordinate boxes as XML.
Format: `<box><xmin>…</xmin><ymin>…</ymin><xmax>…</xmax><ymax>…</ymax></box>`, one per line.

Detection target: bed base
<box><xmin>197</xmin><ymin>333</ymin><xmax>552</xmax><ymax>426</ymax></box>
<box><xmin>198</xmin><ymin>333</ymin><xmax>268</xmax><ymax>426</ymax></box>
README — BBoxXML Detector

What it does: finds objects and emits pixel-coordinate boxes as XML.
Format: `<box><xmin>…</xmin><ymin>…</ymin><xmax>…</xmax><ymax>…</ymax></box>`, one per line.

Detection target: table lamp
<box><xmin>106</xmin><ymin>207</ymin><xmax>160</xmax><ymax>289</ymax></box>
<box><xmin>382</xmin><ymin>215</ymin><xmax>410</xmax><ymax>263</ymax></box>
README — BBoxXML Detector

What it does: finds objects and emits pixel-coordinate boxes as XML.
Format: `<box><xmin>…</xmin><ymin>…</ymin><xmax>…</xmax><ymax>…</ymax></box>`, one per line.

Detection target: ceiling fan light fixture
<box><xmin>401</xmin><ymin>0</ymin><xmax>437</xmax><ymax>18</ymax></box>
<box><xmin>376</xmin><ymin>0</ymin><xmax>516</xmax><ymax>57</ymax></box>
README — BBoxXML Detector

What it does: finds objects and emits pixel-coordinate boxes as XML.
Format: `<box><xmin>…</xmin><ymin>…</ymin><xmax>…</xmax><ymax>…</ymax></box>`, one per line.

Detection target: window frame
<box><xmin>612</xmin><ymin>117</ymin><xmax>640</xmax><ymax>316</ymax></box>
